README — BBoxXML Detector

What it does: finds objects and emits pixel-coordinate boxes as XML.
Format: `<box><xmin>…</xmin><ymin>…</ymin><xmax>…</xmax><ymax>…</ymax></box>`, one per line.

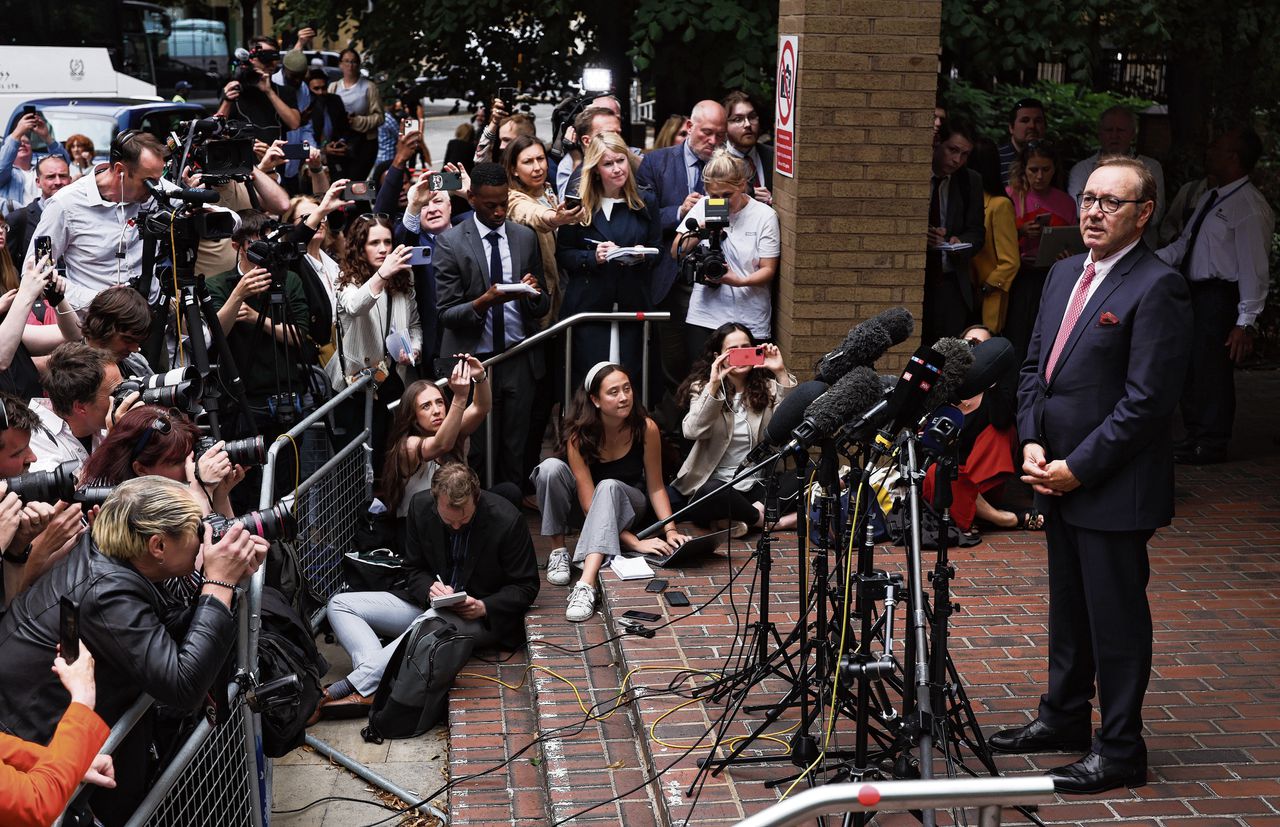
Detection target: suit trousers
<box><xmin>468</xmin><ymin>348</ymin><xmax>538</xmax><ymax>489</ymax></box>
<box><xmin>1180</xmin><ymin>280</ymin><xmax>1239</xmax><ymax>453</ymax></box>
<box><xmin>1038</xmin><ymin>503</ymin><xmax>1153</xmax><ymax>761</ymax></box>
<box><xmin>923</xmin><ymin>268</ymin><xmax>976</xmax><ymax>345</ymax></box>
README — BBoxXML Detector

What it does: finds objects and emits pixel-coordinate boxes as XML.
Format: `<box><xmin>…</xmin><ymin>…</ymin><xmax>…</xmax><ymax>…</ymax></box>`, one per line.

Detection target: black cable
<box><xmin>272</xmin><ymin>794</ymin><xmax>399</xmax><ymax>815</ymax></box>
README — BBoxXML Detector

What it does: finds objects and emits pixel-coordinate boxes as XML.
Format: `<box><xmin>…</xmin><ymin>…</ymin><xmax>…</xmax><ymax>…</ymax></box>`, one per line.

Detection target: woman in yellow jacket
<box><xmin>969</xmin><ymin>139</ymin><xmax>1020</xmax><ymax>333</ymax></box>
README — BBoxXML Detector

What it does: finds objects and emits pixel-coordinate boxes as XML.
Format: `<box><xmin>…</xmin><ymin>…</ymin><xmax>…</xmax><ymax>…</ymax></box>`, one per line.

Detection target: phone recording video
<box><xmin>726</xmin><ymin>346</ymin><xmax>766</xmax><ymax>368</ymax></box>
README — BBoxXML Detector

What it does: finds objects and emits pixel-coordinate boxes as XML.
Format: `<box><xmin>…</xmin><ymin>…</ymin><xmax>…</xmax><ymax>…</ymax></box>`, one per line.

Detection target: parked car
<box><xmin>5</xmin><ymin>97</ymin><xmax>206</xmax><ymax>163</ymax></box>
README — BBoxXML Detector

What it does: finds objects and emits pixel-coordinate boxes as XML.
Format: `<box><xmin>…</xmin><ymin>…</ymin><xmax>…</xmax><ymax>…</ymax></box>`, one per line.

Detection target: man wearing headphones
<box><xmin>22</xmin><ymin>130</ymin><xmax>167</xmax><ymax>315</ymax></box>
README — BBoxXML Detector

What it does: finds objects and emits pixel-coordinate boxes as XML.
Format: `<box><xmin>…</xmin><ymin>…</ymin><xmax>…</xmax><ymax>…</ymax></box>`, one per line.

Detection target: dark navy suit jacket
<box><xmin>1016</xmin><ymin>242</ymin><xmax>1192</xmax><ymax>531</ymax></box>
<box><xmin>636</xmin><ymin>145</ymin><xmax>695</xmax><ymax>304</ymax></box>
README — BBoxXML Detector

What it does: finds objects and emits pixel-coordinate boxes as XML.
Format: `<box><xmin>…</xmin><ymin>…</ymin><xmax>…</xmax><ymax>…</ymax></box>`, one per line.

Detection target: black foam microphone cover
<box><xmin>803</xmin><ymin>366</ymin><xmax>885</xmax><ymax>439</ymax></box>
<box><xmin>922</xmin><ymin>337</ymin><xmax>975</xmax><ymax>412</ymax></box>
<box><xmin>870</xmin><ymin>306</ymin><xmax>915</xmax><ymax>347</ymax></box>
<box><xmin>815</xmin><ymin>322</ymin><xmax>892</xmax><ymax>384</ymax></box>
<box><xmin>763</xmin><ymin>380</ymin><xmax>829</xmax><ymax>445</ymax></box>
<box><xmin>956</xmin><ymin>336</ymin><xmax>1017</xmax><ymax>399</ymax></box>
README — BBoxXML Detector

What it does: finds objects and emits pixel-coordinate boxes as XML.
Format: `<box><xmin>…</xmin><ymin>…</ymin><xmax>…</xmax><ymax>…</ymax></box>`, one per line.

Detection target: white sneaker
<box><xmin>565</xmin><ymin>582</ymin><xmax>597</xmax><ymax>622</ymax></box>
<box><xmin>729</xmin><ymin>521</ymin><xmax>750</xmax><ymax>539</ymax></box>
<box><xmin>546</xmin><ymin>547</ymin><xmax>571</xmax><ymax>586</ymax></box>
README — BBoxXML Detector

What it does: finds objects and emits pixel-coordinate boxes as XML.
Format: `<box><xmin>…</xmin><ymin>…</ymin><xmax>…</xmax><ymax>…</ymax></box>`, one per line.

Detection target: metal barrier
<box><xmin>732</xmin><ymin>777</ymin><xmax>1057</xmax><ymax>827</ymax></box>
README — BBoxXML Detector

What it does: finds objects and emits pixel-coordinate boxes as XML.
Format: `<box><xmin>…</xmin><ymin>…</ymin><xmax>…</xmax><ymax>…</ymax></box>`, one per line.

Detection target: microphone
<box><xmin>919</xmin><ymin>404</ymin><xmax>964</xmax><ymax>458</ymax></box>
<box><xmin>684</xmin><ymin>217</ymin><xmax>699</xmax><ymax>232</ymax></box>
<box><xmin>842</xmin><ymin>345</ymin><xmax>947</xmax><ymax>440</ymax></box>
<box><xmin>738</xmin><ymin>380</ymin><xmax>828</xmax><ymax>468</ymax></box>
<box><xmin>779</xmin><ymin>368</ymin><xmax>884</xmax><ymax>453</ymax></box>
<box><xmin>814</xmin><ymin>306</ymin><xmax>915</xmax><ymax>384</ymax></box>
<box><xmin>920</xmin><ymin>337</ymin><xmax>975</xmax><ymax>414</ymax></box>
<box><xmin>956</xmin><ymin>336</ymin><xmax>1016</xmax><ymax>399</ymax></box>
<box><xmin>146</xmin><ymin>179</ymin><xmax>221</xmax><ymax>204</ymax></box>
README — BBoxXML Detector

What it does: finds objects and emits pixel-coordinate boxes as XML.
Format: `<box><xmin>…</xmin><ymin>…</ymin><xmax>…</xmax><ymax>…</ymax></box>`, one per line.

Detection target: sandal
<box><xmin>1016</xmin><ymin>509</ymin><xmax>1045</xmax><ymax>531</ymax></box>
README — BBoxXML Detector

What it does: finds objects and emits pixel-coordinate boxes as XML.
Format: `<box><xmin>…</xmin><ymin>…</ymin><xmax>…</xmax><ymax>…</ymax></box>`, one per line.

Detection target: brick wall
<box><xmin>774</xmin><ymin>0</ymin><xmax>941</xmax><ymax>372</ymax></box>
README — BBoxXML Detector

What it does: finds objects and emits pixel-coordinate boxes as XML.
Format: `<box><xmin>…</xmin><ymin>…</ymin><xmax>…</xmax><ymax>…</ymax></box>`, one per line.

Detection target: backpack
<box><xmin>361</xmin><ymin>616</ymin><xmax>474</xmax><ymax>743</ymax></box>
<box><xmin>257</xmin><ymin>586</ymin><xmax>329</xmax><ymax>757</ymax></box>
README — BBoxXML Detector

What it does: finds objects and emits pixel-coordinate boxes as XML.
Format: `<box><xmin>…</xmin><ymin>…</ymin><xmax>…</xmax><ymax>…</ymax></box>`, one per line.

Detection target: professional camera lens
<box><xmin>204</xmin><ymin>502</ymin><xmax>296</xmax><ymax>544</ymax></box>
<box><xmin>3</xmin><ymin>461</ymin><xmax>79</xmax><ymax>505</ymax></box>
<box><xmin>73</xmin><ymin>486</ymin><xmax>116</xmax><ymax>507</ymax></box>
<box><xmin>197</xmin><ymin>435</ymin><xmax>266</xmax><ymax>466</ymax></box>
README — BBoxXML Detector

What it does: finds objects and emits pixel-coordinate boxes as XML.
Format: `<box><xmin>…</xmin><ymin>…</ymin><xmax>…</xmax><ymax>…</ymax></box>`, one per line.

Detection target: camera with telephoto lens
<box><xmin>678</xmin><ymin>197</ymin><xmax>731</xmax><ymax>288</ymax></box>
<box><xmin>246</xmin><ymin>222</ymin><xmax>306</xmax><ymax>272</ymax></box>
<box><xmin>4</xmin><ymin>461</ymin><xmax>114</xmax><ymax>506</ymax></box>
<box><xmin>204</xmin><ymin>501</ymin><xmax>296</xmax><ymax>543</ymax></box>
<box><xmin>196</xmin><ymin>435</ymin><xmax>266</xmax><ymax>466</ymax></box>
<box><xmin>112</xmin><ymin>368</ymin><xmax>204</xmax><ymax>417</ymax></box>
<box><xmin>176</xmin><ymin>117</ymin><xmax>258</xmax><ymax>183</ymax></box>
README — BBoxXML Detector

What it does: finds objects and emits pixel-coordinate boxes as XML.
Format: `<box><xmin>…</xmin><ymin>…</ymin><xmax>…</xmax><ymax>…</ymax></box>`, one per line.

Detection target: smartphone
<box><xmin>497</xmin><ymin>87</ymin><xmax>518</xmax><ymax>107</ymax></box>
<box><xmin>726</xmin><ymin>346</ymin><xmax>766</xmax><ymax>368</ymax></box>
<box><xmin>433</xmin><ymin>356</ymin><xmax>461</xmax><ymax>378</ymax></box>
<box><xmin>343</xmin><ymin>181</ymin><xmax>375</xmax><ymax>201</ymax></box>
<box><xmin>664</xmin><ymin>591</ymin><xmax>691</xmax><ymax>608</ymax></box>
<box><xmin>282</xmin><ymin>141</ymin><xmax>309</xmax><ymax>160</ymax></box>
<box><xmin>1036</xmin><ymin>213</ymin><xmax>1052</xmax><ymax>227</ymax></box>
<box><xmin>645</xmin><ymin>578</ymin><xmax>668</xmax><ymax>593</ymax></box>
<box><xmin>562</xmin><ymin>195</ymin><xmax>582</xmax><ymax>210</ymax></box>
<box><xmin>34</xmin><ymin>235</ymin><xmax>53</xmax><ymax>264</ymax></box>
<box><xmin>409</xmin><ymin>245</ymin><xmax>433</xmax><ymax>266</ymax></box>
<box><xmin>622</xmin><ymin>609</ymin><xmax>662</xmax><ymax>622</ymax></box>
<box><xmin>400</xmin><ymin>118</ymin><xmax>420</xmax><ymax>135</ymax></box>
<box><xmin>59</xmin><ymin>596</ymin><xmax>80</xmax><ymax>664</ymax></box>
<box><xmin>22</xmin><ymin>104</ymin><xmax>37</xmax><ymax>117</ymax></box>
<box><xmin>427</xmin><ymin>171</ymin><xmax>463</xmax><ymax>191</ymax></box>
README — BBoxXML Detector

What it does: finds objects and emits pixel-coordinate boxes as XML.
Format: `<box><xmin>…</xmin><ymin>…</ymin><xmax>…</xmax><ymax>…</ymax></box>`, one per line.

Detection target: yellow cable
<box><xmin>274</xmin><ymin>433</ymin><xmax>302</xmax><ymax>515</ymax></box>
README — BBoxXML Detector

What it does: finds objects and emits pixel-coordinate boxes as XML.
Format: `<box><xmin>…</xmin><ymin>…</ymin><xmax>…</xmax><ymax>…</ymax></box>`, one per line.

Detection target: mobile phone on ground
<box><xmin>664</xmin><ymin>591</ymin><xmax>691</xmax><ymax>608</ymax></box>
<box><xmin>59</xmin><ymin>596</ymin><xmax>80</xmax><ymax>664</ymax></box>
<box><xmin>409</xmin><ymin>245</ymin><xmax>432</xmax><ymax>266</ymax></box>
<box><xmin>622</xmin><ymin>609</ymin><xmax>662</xmax><ymax>622</ymax></box>
<box><xmin>282</xmin><ymin>141</ymin><xmax>309</xmax><ymax>160</ymax></box>
<box><xmin>427</xmin><ymin>171</ymin><xmax>462</xmax><ymax>191</ymax></box>
<box><xmin>343</xmin><ymin>181</ymin><xmax>375</xmax><ymax>201</ymax></box>
<box><xmin>726</xmin><ymin>346</ymin><xmax>766</xmax><ymax>368</ymax></box>
<box><xmin>645</xmin><ymin>579</ymin><xmax>668</xmax><ymax>593</ymax></box>
<box><xmin>433</xmin><ymin>356</ymin><xmax>462</xmax><ymax>378</ymax></box>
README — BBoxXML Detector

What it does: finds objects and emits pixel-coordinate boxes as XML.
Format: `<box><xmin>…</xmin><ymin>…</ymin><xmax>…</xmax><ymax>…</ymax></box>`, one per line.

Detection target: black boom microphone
<box><xmin>814</xmin><ymin>306</ymin><xmax>915</xmax><ymax>384</ymax></box>
<box><xmin>775</xmin><ymin>368</ymin><xmax>885</xmax><ymax>455</ymax></box>
<box><xmin>737</xmin><ymin>379</ymin><xmax>829</xmax><ymax>468</ymax></box>
<box><xmin>145</xmin><ymin>179</ymin><xmax>221</xmax><ymax>204</ymax></box>
<box><xmin>955</xmin><ymin>336</ymin><xmax>1016</xmax><ymax>399</ymax></box>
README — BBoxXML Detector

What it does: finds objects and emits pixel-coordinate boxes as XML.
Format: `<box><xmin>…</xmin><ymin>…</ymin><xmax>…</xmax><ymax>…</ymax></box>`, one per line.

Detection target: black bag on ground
<box><xmin>342</xmin><ymin>500</ymin><xmax>409</xmax><ymax>591</ymax></box>
<box><xmin>257</xmin><ymin>586</ymin><xmax>329</xmax><ymax>757</ymax></box>
<box><xmin>361</xmin><ymin>616</ymin><xmax>474</xmax><ymax>743</ymax></box>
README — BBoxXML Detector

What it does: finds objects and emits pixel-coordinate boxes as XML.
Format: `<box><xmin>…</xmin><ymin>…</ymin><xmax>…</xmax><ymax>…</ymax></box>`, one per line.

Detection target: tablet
<box><xmin>1035</xmin><ymin>225</ymin><xmax>1087</xmax><ymax>267</ymax></box>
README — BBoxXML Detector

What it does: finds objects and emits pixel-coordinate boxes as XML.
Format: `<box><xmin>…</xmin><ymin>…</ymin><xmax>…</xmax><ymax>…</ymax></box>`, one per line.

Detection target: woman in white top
<box><xmin>327</xmin><ymin>48</ymin><xmax>384</xmax><ymax>180</ymax></box>
<box><xmin>282</xmin><ymin>186</ymin><xmax>349</xmax><ymax>364</ymax></box>
<box><xmin>674</xmin><ymin>148</ymin><xmax>781</xmax><ymax>362</ymax></box>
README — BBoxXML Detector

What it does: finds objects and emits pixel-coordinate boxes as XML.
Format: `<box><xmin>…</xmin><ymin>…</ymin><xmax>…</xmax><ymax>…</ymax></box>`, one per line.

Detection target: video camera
<box><xmin>246</xmin><ymin>222</ymin><xmax>306</xmax><ymax>273</ymax></box>
<box><xmin>196</xmin><ymin>435</ymin><xmax>266</xmax><ymax>467</ymax></box>
<box><xmin>113</xmin><ymin>368</ymin><xmax>205</xmax><ymax>418</ymax></box>
<box><xmin>4</xmin><ymin>462</ymin><xmax>113</xmax><ymax>507</ymax></box>
<box><xmin>175</xmin><ymin>117</ymin><xmax>259</xmax><ymax>183</ymax></box>
<box><xmin>678</xmin><ymin>198</ymin><xmax>731</xmax><ymax>288</ymax></box>
<box><xmin>204</xmin><ymin>501</ymin><xmax>296</xmax><ymax>543</ymax></box>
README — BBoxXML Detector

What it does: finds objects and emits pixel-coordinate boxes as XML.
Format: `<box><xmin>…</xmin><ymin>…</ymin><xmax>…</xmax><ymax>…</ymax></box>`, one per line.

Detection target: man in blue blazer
<box><xmin>994</xmin><ymin>158</ymin><xmax>1192</xmax><ymax>795</ymax></box>
<box><xmin>434</xmin><ymin>162</ymin><xmax>550</xmax><ymax>489</ymax></box>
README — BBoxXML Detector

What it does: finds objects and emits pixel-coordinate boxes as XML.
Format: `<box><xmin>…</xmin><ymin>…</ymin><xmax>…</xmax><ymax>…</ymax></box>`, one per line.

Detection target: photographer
<box><xmin>82</xmin><ymin>286</ymin><xmax>153</xmax><ymax>380</ymax></box>
<box><xmin>191</xmin><ymin>139</ymin><xmax>293</xmax><ymax>278</ymax></box>
<box><xmin>672</xmin><ymin>148</ymin><xmax>779</xmax><ymax>362</ymax></box>
<box><xmin>27</xmin><ymin>343</ymin><xmax>128</xmax><ymax>476</ymax></box>
<box><xmin>0</xmin><ymin>477</ymin><xmax>268</xmax><ymax>821</ymax></box>
<box><xmin>216</xmin><ymin>36</ymin><xmax>301</xmax><ymax>134</ymax></box>
<box><xmin>1</xmin><ymin>257</ymin><xmax>81</xmax><ymax>397</ymax></box>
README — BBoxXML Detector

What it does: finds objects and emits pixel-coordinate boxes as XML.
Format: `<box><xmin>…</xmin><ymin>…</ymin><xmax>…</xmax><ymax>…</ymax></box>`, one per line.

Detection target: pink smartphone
<box><xmin>726</xmin><ymin>346</ymin><xmax>765</xmax><ymax>368</ymax></box>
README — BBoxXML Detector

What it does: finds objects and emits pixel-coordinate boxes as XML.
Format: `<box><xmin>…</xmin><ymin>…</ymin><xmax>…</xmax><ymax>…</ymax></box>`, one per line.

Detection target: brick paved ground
<box><xmin>442</xmin><ymin>371</ymin><xmax>1280</xmax><ymax>826</ymax></box>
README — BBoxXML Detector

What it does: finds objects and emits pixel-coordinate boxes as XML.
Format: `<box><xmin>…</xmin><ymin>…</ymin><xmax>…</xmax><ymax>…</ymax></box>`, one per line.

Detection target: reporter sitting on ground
<box><xmin>380</xmin><ymin>357</ymin><xmax>492</xmax><ymax>520</ymax></box>
<box><xmin>82</xmin><ymin>285</ymin><xmax>152</xmax><ymax>379</ymax></box>
<box><xmin>530</xmin><ymin>363</ymin><xmax>690</xmax><ymax>622</ymax></box>
<box><xmin>0</xmin><ymin>393</ymin><xmax>87</xmax><ymax>610</ymax></box>
<box><xmin>27</xmin><ymin>342</ymin><xmax>128</xmax><ymax>476</ymax></box>
<box><xmin>0</xmin><ymin>645</ymin><xmax>117</xmax><ymax>827</ymax></box>
<box><xmin>671</xmin><ymin>324</ymin><xmax>799</xmax><ymax>535</ymax></box>
<box><xmin>0</xmin><ymin>256</ymin><xmax>82</xmax><ymax>397</ymax></box>
<box><xmin>0</xmin><ymin>477</ymin><xmax>268</xmax><ymax>817</ymax></box>
<box><xmin>316</xmin><ymin>463</ymin><xmax>538</xmax><ymax>718</ymax></box>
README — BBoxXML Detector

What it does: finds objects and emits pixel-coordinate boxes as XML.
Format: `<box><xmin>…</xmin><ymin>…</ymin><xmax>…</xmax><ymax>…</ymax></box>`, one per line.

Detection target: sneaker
<box><xmin>729</xmin><ymin>521</ymin><xmax>749</xmax><ymax>539</ymax></box>
<box><xmin>565</xmin><ymin>582</ymin><xmax>597</xmax><ymax>622</ymax></box>
<box><xmin>546</xmin><ymin>547</ymin><xmax>571</xmax><ymax>586</ymax></box>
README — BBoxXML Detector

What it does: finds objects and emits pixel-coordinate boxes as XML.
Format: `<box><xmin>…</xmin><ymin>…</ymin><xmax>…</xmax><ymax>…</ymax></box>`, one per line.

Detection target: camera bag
<box><xmin>257</xmin><ymin>586</ymin><xmax>329</xmax><ymax>756</ymax></box>
<box><xmin>361</xmin><ymin>616</ymin><xmax>473</xmax><ymax>742</ymax></box>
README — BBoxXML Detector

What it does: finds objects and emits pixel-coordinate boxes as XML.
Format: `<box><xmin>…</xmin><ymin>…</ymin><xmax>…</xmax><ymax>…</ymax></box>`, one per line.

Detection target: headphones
<box><xmin>110</xmin><ymin>129</ymin><xmax>142</xmax><ymax>165</ymax></box>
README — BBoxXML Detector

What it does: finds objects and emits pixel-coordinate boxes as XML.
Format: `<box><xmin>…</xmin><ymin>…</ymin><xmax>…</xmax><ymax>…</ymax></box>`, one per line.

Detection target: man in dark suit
<box><xmin>5</xmin><ymin>155</ymin><xmax>72</xmax><ymax>267</ymax></box>
<box><xmin>993</xmin><ymin>157</ymin><xmax>1193</xmax><ymax>795</ymax></box>
<box><xmin>398</xmin><ymin>178</ymin><xmax>460</xmax><ymax>373</ymax></box>
<box><xmin>434</xmin><ymin>162</ymin><xmax>550</xmax><ymax>488</ymax></box>
<box><xmin>637</xmin><ymin>100</ymin><xmax>727</xmax><ymax>385</ymax></box>
<box><xmin>723</xmin><ymin>90</ymin><xmax>774</xmax><ymax>204</ymax></box>
<box><xmin>924</xmin><ymin>120</ymin><xmax>985</xmax><ymax>344</ymax></box>
<box><xmin>315</xmin><ymin>463</ymin><xmax>539</xmax><ymax>716</ymax></box>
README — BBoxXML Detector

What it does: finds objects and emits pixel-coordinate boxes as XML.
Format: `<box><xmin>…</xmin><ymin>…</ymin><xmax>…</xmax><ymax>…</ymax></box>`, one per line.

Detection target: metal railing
<box><xmin>733</xmin><ymin>777</ymin><xmax>1056</xmax><ymax>827</ymax></box>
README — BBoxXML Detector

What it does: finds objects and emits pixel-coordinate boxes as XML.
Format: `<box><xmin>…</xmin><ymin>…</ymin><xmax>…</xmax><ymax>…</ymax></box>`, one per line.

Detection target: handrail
<box><xmin>733</xmin><ymin>777</ymin><xmax>1056</xmax><ymax>827</ymax></box>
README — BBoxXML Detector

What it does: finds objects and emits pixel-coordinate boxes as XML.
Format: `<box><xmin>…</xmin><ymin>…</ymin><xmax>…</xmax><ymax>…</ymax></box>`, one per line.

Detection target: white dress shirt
<box><xmin>472</xmin><ymin>215</ymin><xmax>524</xmax><ymax>352</ymax></box>
<box><xmin>1156</xmin><ymin>176</ymin><xmax>1275</xmax><ymax>327</ymax></box>
<box><xmin>26</xmin><ymin>399</ymin><xmax>102</xmax><ymax>475</ymax></box>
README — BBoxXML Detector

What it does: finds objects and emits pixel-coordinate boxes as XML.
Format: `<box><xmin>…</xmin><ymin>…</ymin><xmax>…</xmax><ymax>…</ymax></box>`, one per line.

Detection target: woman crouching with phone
<box><xmin>530</xmin><ymin>362</ymin><xmax>689</xmax><ymax>622</ymax></box>
<box><xmin>671</xmin><ymin>323</ymin><xmax>799</xmax><ymax>535</ymax></box>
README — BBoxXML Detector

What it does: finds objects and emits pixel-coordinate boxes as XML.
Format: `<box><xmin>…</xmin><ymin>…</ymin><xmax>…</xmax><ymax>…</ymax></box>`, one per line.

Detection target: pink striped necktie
<box><xmin>1044</xmin><ymin>262</ymin><xmax>1096</xmax><ymax>380</ymax></box>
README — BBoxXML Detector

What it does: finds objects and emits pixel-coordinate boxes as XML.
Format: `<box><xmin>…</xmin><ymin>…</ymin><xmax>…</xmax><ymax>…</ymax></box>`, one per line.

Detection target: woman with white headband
<box><xmin>529</xmin><ymin>361</ymin><xmax>689</xmax><ymax>622</ymax></box>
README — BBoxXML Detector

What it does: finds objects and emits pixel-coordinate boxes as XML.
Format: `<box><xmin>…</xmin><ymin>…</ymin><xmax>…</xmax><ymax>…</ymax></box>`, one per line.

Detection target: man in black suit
<box><xmin>434</xmin><ymin>162</ymin><xmax>550</xmax><ymax>488</ymax></box>
<box><xmin>315</xmin><ymin>463</ymin><xmax>539</xmax><ymax>716</ymax></box>
<box><xmin>994</xmin><ymin>157</ymin><xmax>1193</xmax><ymax>795</ymax></box>
<box><xmin>723</xmin><ymin>90</ymin><xmax>774</xmax><ymax>205</ymax></box>
<box><xmin>924</xmin><ymin>120</ymin><xmax>985</xmax><ymax>344</ymax></box>
<box><xmin>5</xmin><ymin>155</ymin><xmax>72</xmax><ymax>268</ymax></box>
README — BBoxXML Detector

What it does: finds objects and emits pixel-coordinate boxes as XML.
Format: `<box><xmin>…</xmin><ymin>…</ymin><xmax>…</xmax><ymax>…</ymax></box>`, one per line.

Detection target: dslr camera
<box><xmin>196</xmin><ymin>435</ymin><xmax>266</xmax><ymax>467</ymax></box>
<box><xmin>204</xmin><ymin>501</ymin><xmax>296</xmax><ymax>543</ymax></box>
<box><xmin>678</xmin><ymin>197</ymin><xmax>731</xmax><ymax>288</ymax></box>
<box><xmin>113</xmin><ymin>368</ymin><xmax>205</xmax><ymax>418</ymax></box>
<box><xmin>4</xmin><ymin>461</ymin><xmax>113</xmax><ymax>507</ymax></box>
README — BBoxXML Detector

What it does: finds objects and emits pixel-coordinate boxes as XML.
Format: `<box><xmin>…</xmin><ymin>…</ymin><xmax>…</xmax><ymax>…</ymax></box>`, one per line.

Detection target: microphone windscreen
<box><xmin>763</xmin><ymin>380</ymin><xmax>828</xmax><ymax>445</ymax></box>
<box><xmin>923</xmin><ymin>337</ymin><xmax>975</xmax><ymax>412</ymax></box>
<box><xmin>868</xmin><ymin>306</ymin><xmax>914</xmax><ymax>346</ymax></box>
<box><xmin>804</xmin><ymin>367</ymin><xmax>884</xmax><ymax>438</ymax></box>
<box><xmin>814</xmin><ymin>321</ymin><xmax>893</xmax><ymax>384</ymax></box>
<box><xmin>956</xmin><ymin>336</ymin><xmax>1016</xmax><ymax>398</ymax></box>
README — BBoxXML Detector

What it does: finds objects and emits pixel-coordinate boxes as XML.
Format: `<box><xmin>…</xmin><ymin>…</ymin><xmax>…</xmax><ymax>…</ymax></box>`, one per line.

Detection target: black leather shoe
<box><xmin>988</xmin><ymin>718</ymin><xmax>1091</xmax><ymax>754</ymax></box>
<box><xmin>1173</xmin><ymin>444</ymin><xmax>1226</xmax><ymax>465</ymax></box>
<box><xmin>1048</xmin><ymin>751</ymin><xmax>1147</xmax><ymax>794</ymax></box>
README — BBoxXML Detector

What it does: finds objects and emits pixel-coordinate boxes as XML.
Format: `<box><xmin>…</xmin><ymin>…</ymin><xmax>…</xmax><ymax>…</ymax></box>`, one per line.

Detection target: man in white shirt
<box><xmin>1156</xmin><ymin>124</ymin><xmax>1275</xmax><ymax>465</ymax></box>
<box><xmin>27</xmin><ymin>343</ymin><xmax>122</xmax><ymax>475</ymax></box>
<box><xmin>23</xmin><ymin>131</ymin><xmax>166</xmax><ymax>315</ymax></box>
<box><xmin>1067</xmin><ymin>107</ymin><xmax>1165</xmax><ymax>245</ymax></box>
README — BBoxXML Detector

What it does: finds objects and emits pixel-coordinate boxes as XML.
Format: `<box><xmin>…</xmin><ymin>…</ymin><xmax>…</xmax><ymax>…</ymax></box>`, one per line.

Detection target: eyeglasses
<box><xmin>728</xmin><ymin>113</ymin><xmax>760</xmax><ymax>125</ymax></box>
<box><xmin>1077</xmin><ymin>193</ymin><xmax>1146</xmax><ymax>214</ymax></box>
<box><xmin>128</xmin><ymin>412</ymin><xmax>173</xmax><ymax>463</ymax></box>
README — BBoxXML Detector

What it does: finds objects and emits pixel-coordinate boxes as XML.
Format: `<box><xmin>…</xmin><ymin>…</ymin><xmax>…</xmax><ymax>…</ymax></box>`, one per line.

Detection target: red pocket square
<box><xmin>1098</xmin><ymin>311</ymin><xmax>1120</xmax><ymax>326</ymax></box>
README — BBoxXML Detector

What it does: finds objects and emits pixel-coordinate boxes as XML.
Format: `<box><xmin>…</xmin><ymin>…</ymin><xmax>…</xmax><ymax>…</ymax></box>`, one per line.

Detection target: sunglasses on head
<box><xmin>127</xmin><ymin>410</ymin><xmax>183</xmax><ymax>464</ymax></box>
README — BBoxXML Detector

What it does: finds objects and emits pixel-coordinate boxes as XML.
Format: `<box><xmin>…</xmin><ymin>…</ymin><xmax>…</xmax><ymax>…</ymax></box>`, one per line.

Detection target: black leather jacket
<box><xmin>0</xmin><ymin>536</ymin><xmax>236</xmax><ymax>743</ymax></box>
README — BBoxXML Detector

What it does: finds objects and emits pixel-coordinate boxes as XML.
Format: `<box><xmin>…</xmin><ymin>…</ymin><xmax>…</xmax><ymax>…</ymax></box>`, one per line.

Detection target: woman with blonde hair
<box><xmin>652</xmin><ymin>114</ymin><xmax>687</xmax><ymax>151</ymax></box>
<box><xmin>555</xmin><ymin>132</ymin><xmax>661</xmax><ymax>388</ymax></box>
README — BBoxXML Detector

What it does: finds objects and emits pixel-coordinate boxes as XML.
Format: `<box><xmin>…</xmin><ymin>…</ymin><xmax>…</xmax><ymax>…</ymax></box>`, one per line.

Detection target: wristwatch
<box><xmin>2</xmin><ymin>545</ymin><xmax>31</xmax><ymax>565</ymax></box>
<box><xmin>1237</xmin><ymin>323</ymin><xmax>1260</xmax><ymax>336</ymax></box>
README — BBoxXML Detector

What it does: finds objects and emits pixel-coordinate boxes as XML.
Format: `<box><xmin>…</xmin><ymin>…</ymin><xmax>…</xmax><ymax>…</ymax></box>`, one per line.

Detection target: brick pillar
<box><xmin>773</xmin><ymin>0</ymin><xmax>940</xmax><ymax>372</ymax></box>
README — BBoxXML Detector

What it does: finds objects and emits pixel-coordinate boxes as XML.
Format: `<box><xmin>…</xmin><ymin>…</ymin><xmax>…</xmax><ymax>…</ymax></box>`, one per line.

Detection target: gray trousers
<box><xmin>326</xmin><ymin>591</ymin><xmax>496</xmax><ymax>696</ymax></box>
<box><xmin>530</xmin><ymin>457</ymin><xmax>647</xmax><ymax>563</ymax></box>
